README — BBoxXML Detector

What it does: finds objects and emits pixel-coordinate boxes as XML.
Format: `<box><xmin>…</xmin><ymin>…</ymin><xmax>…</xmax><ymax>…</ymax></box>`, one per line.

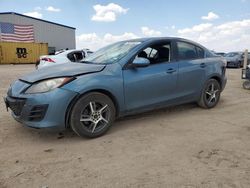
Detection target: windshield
<box><xmin>225</xmin><ymin>52</ymin><xmax>239</xmax><ymax>57</ymax></box>
<box><xmin>83</xmin><ymin>41</ymin><xmax>141</xmax><ymax>64</ymax></box>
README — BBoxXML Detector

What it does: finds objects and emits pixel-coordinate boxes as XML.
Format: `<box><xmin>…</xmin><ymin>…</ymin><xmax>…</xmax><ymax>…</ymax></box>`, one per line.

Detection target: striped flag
<box><xmin>0</xmin><ymin>22</ymin><xmax>34</xmax><ymax>42</ymax></box>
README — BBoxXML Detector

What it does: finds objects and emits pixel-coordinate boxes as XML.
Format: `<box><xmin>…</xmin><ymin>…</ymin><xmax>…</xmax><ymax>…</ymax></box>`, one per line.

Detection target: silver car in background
<box><xmin>225</xmin><ymin>52</ymin><xmax>244</xmax><ymax>68</ymax></box>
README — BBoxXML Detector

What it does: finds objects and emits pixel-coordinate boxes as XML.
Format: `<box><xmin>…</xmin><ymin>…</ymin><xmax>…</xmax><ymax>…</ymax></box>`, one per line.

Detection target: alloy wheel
<box><xmin>80</xmin><ymin>101</ymin><xmax>110</xmax><ymax>133</ymax></box>
<box><xmin>205</xmin><ymin>82</ymin><xmax>220</xmax><ymax>106</ymax></box>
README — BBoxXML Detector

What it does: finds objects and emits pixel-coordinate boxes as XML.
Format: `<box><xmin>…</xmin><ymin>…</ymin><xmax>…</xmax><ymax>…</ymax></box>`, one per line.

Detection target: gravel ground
<box><xmin>0</xmin><ymin>64</ymin><xmax>250</xmax><ymax>188</ymax></box>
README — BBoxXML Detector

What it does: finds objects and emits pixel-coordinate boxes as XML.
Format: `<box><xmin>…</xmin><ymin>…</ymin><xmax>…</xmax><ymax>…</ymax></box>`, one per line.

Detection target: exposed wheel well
<box><xmin>65</xmin><ymin>89</ymin><xmax>119</xmax><ymax>128</ymax></box>
<box><xmin>210</xmin><ymin>76</ymin><xmax>222</xmax><ymax>88</ymax></box>
<box><xmin>86</xmin><ymin>89</ymin><xmax>119</xmax><ymax>115</ymax></box>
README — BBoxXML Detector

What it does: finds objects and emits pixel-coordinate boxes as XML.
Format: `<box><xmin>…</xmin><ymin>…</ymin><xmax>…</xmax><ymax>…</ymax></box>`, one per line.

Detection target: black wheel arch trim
<box><xmin>208</xmin><ymin>74</ymin><xmax>223</xmax><ymax>88</ymax></box>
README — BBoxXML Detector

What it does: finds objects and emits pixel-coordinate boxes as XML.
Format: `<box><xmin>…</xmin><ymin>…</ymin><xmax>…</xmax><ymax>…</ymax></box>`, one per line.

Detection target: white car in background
<box><xmin>36</xmin><ymin>49</ymin><xmax>93</xmax><ymax>69</ymax></box>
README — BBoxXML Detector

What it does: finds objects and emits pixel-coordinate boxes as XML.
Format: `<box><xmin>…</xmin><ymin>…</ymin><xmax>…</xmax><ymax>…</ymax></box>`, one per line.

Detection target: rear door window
<box><xmin>196</xmin><ymin>46</ymin><xmax>205</xmax><ymax>58</ymax></box>
<box><xmin>177</xmin><ymin>41</ymin><xmax>204</xmax><ymax>60</ymax></box>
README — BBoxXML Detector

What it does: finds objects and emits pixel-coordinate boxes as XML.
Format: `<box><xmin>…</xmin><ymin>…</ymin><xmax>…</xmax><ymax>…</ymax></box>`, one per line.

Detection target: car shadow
<box><xmin>16</xmin><ymin>102</ymin><xmax>214</xmax><ymax>141</ymax></box>
<box><xmin>109</xmin><ymin>103</ymin><xmax>198</xmax><ymax>134</ymax></box>
<box><xmin>18</xmin><ymin>125</ymin><xmax>81</xmax><ymax>141</ymax></box>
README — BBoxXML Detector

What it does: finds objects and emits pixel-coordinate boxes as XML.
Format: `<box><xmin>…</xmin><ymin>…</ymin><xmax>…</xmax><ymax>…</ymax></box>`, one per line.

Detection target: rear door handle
<box><xmin>200</xmin><ymin>63</ymin><xmax>206</xmax><ymax>68</ymax></box>
<box><xmin>166</xmin><ymin>68</ymin><xmax>176</xmax><ymax>74</ymax></box>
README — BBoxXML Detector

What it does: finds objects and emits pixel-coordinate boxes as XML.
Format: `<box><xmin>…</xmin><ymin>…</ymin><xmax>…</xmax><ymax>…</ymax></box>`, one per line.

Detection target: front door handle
<box><xmin>200</xmin><ymin>63</ymin><xmax>206</xmax><ymax>68</ymax></box>
<box><xmin>166</xmin><ymin>68</ymin><xmax>176</xmax><ymax>74</ymax></box>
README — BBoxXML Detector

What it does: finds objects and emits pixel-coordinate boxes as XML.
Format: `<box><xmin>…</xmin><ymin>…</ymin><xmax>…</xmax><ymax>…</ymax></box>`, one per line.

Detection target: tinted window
<box><xmin>196</xmin><ymin>46</ymin><xmax>205</xmax><ymax>58</ymax></box>
<box><xmin>177</xmin><ymin>42</ymin><xmax>204</xmax><ymax>60</ymax></box>
<box><xmin>67</xmin><ymin>53</ymin><xmax>75</xmax><ymax>61</ymax></box>
<box><xmin>225</xmin><ymin>52</ymin><xmax>239</xmax><ymax>57</ymax></box>
<box><xmin>67</xmin><ymin>51</ymin><xmax>84</xmax><ymax>62</ymax></box>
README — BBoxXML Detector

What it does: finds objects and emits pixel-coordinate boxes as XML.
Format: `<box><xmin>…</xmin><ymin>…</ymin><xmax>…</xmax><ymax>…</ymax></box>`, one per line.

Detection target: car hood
<box><xmin>20</xmin><ymin>63</ymin><xmax>106</xmax><ymax>83</ymax></box>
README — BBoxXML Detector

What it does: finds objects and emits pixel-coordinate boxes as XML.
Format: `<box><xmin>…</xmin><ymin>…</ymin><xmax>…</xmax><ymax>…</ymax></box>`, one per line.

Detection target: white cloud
<box><xmin>46</xmin><ymin>6</ymin><xmax>61</xmax><ymax>12</ymax></box>
<box><xmin>24</xmin><ymin>6</ymin><xmax>61</xmax><ymax>19</ymax></box>
<box><xmin>91</xmin><ymin>3</ymin><xmax>128</xmax><ymax>22</ymax></box>
<box><xmin>77</xmin><ymin>33</ymin><xmax>99</xmax><ymax>42</ymax></box>
<box><xmin>141</xmin><ymin>27</ymin><xmax>161</xmax><ymax>37</ymax></box>
<box><xmin>76</xmin><ymin>33</ymin><xmax>101</xmax><ymax>51</ymax></box>
<box><xmin>201</xmin><ymin>12</ymin><xmax>219</xmax><ymax>21</ymax></box>
<box><xmin>177</xmin><ymin>19</ymin><xmax>250</xmax><ymax>52</ymax></box>
<box><xmin>103</xmin><ymin>32</ymin><xmax>137</xmax><ymax>43</ymax></box>
<box><xmin>165</xmin><ymin>25</ymin><xmax>176</xmax><ymax>30</ymax></box>
<box><xmin>76</xmin><ymin>32</ymin><xmax>138</xmax><ymax>50</ymax></box>
<box><xmin>23</xmin><ymin>11</ymin><xmax>43</xmax><ymax>19</ymax></box>
<box><xmin>34</xmin><ymin>6</ymin><xmax>42</xmax><ymax>11</ymax></box>
<box><xmin>178</xmin><ymin>23</ymin><xmax>213</xmax><ymax>34</ymax></box>
<box><xmin>78</xmin><ymin>18</ymin><xmax>250</xmax><ymax>52</ymax></box>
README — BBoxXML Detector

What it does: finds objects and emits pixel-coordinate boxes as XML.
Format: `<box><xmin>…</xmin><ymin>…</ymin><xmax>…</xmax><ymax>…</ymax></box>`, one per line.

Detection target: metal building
<box><xmin>0</xmin><ymin>12</ymin><xmax>76</xmax><ymax>53</ymax></box>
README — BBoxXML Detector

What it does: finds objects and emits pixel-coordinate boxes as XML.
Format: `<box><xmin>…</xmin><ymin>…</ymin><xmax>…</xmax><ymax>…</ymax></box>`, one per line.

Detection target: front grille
<box><xmin>228</xmin><ymin>61</ymin><xmax>237</xmax><ymax>65</ymax></box>
<box><xmin>28</xmin><ymin>105</ymin><xmax>48</xmax><ymax>121</ymax></box>
<box><xmin>6</xmin><ymin>97</ymin><xmax>26</xmax><ymax>116</ymax></box>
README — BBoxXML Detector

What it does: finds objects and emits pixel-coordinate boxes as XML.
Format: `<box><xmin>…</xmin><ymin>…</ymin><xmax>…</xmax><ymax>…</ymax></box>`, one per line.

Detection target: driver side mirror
<box><xmin>131</xmin><ymin>57</ymin><xmax>150</xmax><ymax>68</ymax></box>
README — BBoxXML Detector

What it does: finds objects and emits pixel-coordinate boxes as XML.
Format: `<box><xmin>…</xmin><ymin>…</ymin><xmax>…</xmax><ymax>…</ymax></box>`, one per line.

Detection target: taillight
<box><xmin>41</xmin><ymin>58</ymin><xmax>55</xmax><ymax>63</ymax></box>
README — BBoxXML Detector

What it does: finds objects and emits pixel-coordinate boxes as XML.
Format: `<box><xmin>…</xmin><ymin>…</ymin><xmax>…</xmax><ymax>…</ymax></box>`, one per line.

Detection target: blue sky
<box><xmin>0</xmin><ymin>0</ymin><xmax>250</xmax><ymax>51</ymax></box>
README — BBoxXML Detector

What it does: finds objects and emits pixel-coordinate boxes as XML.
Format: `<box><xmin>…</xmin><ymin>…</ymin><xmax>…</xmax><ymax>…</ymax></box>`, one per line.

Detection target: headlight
<box><xmin>25</xmin><ymin>77</ymin><xmax>74</xmax><ymax>94</ymax></box>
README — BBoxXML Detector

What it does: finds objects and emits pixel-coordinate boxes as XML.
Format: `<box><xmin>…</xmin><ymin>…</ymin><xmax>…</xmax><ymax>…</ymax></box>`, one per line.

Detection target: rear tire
<box><xmin>243</xmin><ymin>80</ymin><xmax>250</xmax><ymax>90</ymax></box>
<box><xmin>198</xmin><ymin>79</ymin><xmax>221</xmax><ymax>109</ymax></box>
<box><xmin>70</xmin><ymin>92</ymin><xmax>116</xmax><ymax>138</ymax></box>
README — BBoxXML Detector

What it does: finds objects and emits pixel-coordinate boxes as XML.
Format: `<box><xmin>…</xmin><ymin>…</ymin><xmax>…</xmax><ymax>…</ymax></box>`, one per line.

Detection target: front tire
<box><xmin>198</xmin><ymin>79</ymin><xmax>221</xmax><ymax>109</ymax></box>
<box><xmin>70</xmin><ymin>92</ymin><xmax>116</xmax><ymax>138</ymax></box>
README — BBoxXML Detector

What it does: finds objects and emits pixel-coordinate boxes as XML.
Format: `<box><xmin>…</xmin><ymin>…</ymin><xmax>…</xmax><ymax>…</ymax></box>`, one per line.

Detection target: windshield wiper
<box><xmin>80</xmin><ymin>61</ymin><xmax>94</xmax><ymax>64</ymax></box>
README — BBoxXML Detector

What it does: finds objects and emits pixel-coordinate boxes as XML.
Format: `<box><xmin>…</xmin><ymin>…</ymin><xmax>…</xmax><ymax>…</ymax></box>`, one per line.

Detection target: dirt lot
<box><xmin>0</xmin><ymin>64</ymin><xmax>250</xmax><ymax>188</ymax></box>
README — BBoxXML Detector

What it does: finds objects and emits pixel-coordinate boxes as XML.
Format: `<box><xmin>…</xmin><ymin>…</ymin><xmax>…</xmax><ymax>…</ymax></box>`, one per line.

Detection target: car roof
<box><xmin>123</xmin><ymin>37</ymin><xmax>207</xmax><ymax>49</ymax></box>
<box><xmin>123</xmin><ymin>37</ymin><xmax>194</xmax><ymax>42</ymax></box>
<box><xmin>227</xmin><ymin>51</ymin><xmax>242</xmax><ymax>54</ymax></box>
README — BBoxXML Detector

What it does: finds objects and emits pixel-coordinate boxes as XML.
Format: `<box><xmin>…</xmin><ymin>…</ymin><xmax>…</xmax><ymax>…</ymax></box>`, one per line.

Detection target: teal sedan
<box><xmin>4</xmin><ymin>37</ymin><xmax>227</xmax><ymax>138</ymax></box>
